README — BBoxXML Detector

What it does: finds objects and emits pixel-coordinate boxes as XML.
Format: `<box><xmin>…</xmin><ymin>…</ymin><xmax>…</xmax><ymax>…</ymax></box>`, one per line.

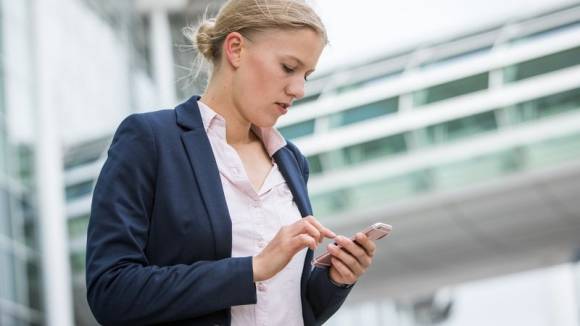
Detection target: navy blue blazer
<box><xmin>86</xmin><ymin>96</ymin><xmax>352</xmax><ymax>325</ymax></box>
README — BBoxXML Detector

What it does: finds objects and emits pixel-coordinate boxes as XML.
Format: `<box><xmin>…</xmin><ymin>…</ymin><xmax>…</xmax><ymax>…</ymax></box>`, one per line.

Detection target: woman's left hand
<box><xmin>327</xmin><ymin>232</ymin><xmax>376</xmax><ymax>286</ymax></box>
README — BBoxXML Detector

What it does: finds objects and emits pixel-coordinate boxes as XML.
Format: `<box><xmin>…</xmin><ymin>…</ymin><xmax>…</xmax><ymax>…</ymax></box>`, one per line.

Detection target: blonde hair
<box><xmin>184</xmin><ymin>0</ymin><xmax>327</xmax><ymax>77</ymax></box>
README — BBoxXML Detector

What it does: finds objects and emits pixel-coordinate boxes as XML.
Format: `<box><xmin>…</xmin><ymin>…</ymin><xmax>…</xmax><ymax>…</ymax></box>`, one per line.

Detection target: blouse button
<box><xmin>257</xmin><ymin>283</ymin><xmax>267</xmax><ymax>292</ymax></box>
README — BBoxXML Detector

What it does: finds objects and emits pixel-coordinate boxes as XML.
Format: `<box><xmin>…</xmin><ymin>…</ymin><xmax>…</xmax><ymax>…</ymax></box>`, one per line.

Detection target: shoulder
<box><xmin>281</xmin><ymin>139</ymin><xmax>310</xmax><ymax>179</ymax></box>
<box><xmin>108</xmin><ymin>109</ymin><xmax>181</xmax><ymax>162</ymax></box>
<box><xmin>114</xmin><ymin>109</ymin><xmax>177</xmax><ymax>139</ymax></box>
<box><xmin>120</xmin><ymin>109</ymin><xmax>176</xmax><ymax>130</ymax></box>
<box><xmin>283</xmin><ymin>140</ymin><xmax>304</xmax><ymax>159</ymax></box>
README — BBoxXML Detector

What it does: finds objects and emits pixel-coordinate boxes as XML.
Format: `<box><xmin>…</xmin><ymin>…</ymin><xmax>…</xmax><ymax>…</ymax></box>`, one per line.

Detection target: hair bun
<box><xmin>195</xmin><ymin>19</ymin><xmax>216</xmax><ymax>60</ymax></box>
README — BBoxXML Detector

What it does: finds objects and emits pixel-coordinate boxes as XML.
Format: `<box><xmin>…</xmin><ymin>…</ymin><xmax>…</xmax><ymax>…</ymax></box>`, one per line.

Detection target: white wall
<box><xmin>38</xmin><ymin>0</ymin><xmax>134</xmax><ymax>145</ymax></box>
<box><xmin>5</xmin><ymin>0</ymin><xmax>157</xmax><ymax>147</ymax></box>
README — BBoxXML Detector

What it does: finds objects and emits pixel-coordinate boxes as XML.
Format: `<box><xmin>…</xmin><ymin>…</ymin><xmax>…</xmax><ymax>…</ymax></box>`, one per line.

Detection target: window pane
<box><xmin>432</xmin><ymin>151</ymin><xmax>512</xmax><ymax>191</ymax></box>
<box><xmin>63</xmin><ymin>149</ymin><xmax>103</xmax><ymax>171</ymax></box>
<box><xmin>0</xmin><ymin>249</ymin><xmax>16</xmax><ymax>301</ymax></box>
<box><xmin>311</xmin><ymin>189</ymin><xmax>350</xmax><ymax>218</ymax></box>
<box><xmin>293</xmin><ymin>93</ymin><xmax>320</xmax><ymax>106</ymax></box>
<box><xmin>350</xmin><ymin>172</ymin><xmax>427</xmax><ymax>208</ymax></box>
<box><xmin>329</xmin><ymin>97</ymin><xmax>398</xmax><ymax>128</ymax></box>
<box><xmin>13</xmin><ymin>252</ymin><xmax>29</xmax><ymax>306</ymax></box>
<box><xmin>278</xmin><ymin>120</ymin><xmax>315</xmax><ymax>140</ymax></box>
<box><xmin>11</xmin><ymin>316</ymin><xmax>32</xmax><ymax>326</ymax></box>
<box><xmin>0</xmin><ymin>125</ymin><xmax>7</xmax><ymax>176</ymax></box>
<box><xmin>17</xmin><ymin>144</ymin><xmax>34</xmax><ymax>187</ymax></box>
<box><xmin>504</xmin><ymin>46</ymin><xmax>580</xmax><ymax>83</ymax></box>
<box><xmin>70</xmin><ymin>252</ymin><xmax>86</xmax><ymax>274</ymax></box>
<box><xmin>306</xmin><ymin>155</ymin><xmax>323</xmax><ymax>175</ymax></box>
<box><xmin>341</xmin><ymin>133</ymin><xmax>408</xmax><ymax>166</ymax></box>
<box><xmin>22</xmin><ymin>197</ymin><xmax>38</xmax><ymax>249</ymax></box>
<box><xmin>419</xmin><ymin>110</ymin><xmax>498</xmax><ymax>146</ymax></box>
<box><xmin>0</xmin><ymin>188</ymin><xmax>11</xmax><ymax>237</ymax></box>
<box><xmin>65</xmin><ymin>180</ymin><xmax>94</xmax><ymax>201</ymax></box>
<box><xmin>507</xmin><ymin>87</ymin><xmax>580</xmax><ymax>124</ymax></box>
<box><xmin>26</xmin><ymin>259</ymin><xmax>42</xmax><ymax>311</ymax></box>
<box><xmin>526</xmin><ymin>132</ymin><xmax>580</xmax><ymax>169</ymax></box>
<box><xmin>413</xmin><ymin>73</ymin><xmax>489</xmax><ymax>106</ymax></box>
<box><xmin>312</xmin><ymin>172</ymin><xmax>430</xmax><ymax>219</ymax></box>
<box><xmin>0</xmin><ymin>67</ymin><xmax>5</xmax><ymax>117</ymax></box>
<box><xmin>67</xmin><ymin>215</ymin><xmax>90</xmax><ymax>239</ymax></box>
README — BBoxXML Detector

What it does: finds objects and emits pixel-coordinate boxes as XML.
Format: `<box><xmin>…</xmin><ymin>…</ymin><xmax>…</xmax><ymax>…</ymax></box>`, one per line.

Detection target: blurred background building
<box><xmin>1</xmin><ymin>0</ymin><xmax>580</xmax><ymax>325</ymax></box>
<box><xmin>1</xmin><ymin>0</ymin><xmax>45</xmax><ymax>325</ymax></box>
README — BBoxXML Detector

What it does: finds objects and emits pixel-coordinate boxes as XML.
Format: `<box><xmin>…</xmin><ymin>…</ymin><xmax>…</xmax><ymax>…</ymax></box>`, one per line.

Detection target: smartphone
<box><xmin>312</xmin><ymin>222</ymin><xmax>392</xmax><ymax>268</ymax></box>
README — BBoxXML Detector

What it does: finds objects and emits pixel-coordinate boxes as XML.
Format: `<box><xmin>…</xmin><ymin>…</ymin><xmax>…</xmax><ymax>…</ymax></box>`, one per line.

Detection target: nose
<box><xmin>285</xmin><ymin>77</ymin><xmax>305</xmax><ymax>100</ymax></box>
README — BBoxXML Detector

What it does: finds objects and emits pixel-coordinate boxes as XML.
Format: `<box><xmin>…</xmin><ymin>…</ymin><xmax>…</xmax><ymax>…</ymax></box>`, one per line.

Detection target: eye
<box><xmin>282</xmin><ymin>64</ymin><xmax>295</xmax><ymax>74</ymax></box>
<box><xmin>283</xmin><ymin>64</ymin><xmax>310</xmax><ymax>82</ymax></box>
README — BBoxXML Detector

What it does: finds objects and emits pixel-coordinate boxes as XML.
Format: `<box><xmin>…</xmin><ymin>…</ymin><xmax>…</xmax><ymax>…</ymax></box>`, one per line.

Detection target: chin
<box><xmin>253</xmin><ymin>116</ymin><xmax>278</xmax><ymax>129</ymax></box>
<box><xmin>254</xmin><ymin>121</ymin><xmax>277</xmax><ymax>129</ymax></box>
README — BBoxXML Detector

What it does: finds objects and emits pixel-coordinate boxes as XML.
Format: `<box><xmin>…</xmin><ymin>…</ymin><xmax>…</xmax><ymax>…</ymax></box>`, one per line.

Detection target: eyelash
<box><xmin>282</xmin><ymin>64</ymin><xmax>294</xmax><ymax>73</ymax></box>
<box><xmin>282</xmin><ymin>64</ymin><xmax>309</xmax><ymax>81</ymax></box>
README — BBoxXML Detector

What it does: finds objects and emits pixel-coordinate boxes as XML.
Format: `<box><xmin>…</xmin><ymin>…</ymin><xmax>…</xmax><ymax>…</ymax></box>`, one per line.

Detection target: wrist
<box><xmin>328</xmin><ymin>269</ymin><xmax>354</xmax><ymax>288</ymax></box>
<box><xmin>329</xmin><ymin>277</ymin><xmax>353</xmax><ymax>288</ymax></box>
<box><xmin>252</xmin><ymin>256</ymin><xmax>266</xmax><ymax>282</ymax></box>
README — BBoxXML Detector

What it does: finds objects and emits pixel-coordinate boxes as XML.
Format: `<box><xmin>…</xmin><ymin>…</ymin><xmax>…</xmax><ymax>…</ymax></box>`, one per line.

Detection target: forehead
<box><xmin>246</xmin><ymin>28</ymin><xmax>325</xmax><ymax>67</ymax></box>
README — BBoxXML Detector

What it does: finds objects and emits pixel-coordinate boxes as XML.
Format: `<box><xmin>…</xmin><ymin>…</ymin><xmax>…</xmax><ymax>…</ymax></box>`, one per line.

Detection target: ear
<box><xmin>223</xmin><ymin>32</ymin><xmax>244</xmax><ymax>69</ymax></box>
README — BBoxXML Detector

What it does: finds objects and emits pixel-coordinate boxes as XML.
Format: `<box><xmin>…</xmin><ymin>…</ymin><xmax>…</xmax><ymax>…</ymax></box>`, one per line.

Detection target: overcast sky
<box><xmin>312</xmin><ymin>0</ymin><xmax>579</xmax><ymax>74</ymax></box>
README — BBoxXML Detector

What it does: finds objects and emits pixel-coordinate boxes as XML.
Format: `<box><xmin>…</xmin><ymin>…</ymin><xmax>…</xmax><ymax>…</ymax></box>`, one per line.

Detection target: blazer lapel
<box><xmin>176</xmin><ymin>97</ymin><xmax>232</xmax><ymax>259</ymax></box>
<box><xmin>274</xmin><ymin>147</ymin><xmax>313</xmax><ymax>217</ymax></box>
<box><xmin>275</xmin><ymin>147</ymin><xmax>316</xmax><ymax>294</ymax></box>
<box><xmin>175</xmin><ymin>96</ymin><xmax>314</xmax><ymax>260</ymax></box>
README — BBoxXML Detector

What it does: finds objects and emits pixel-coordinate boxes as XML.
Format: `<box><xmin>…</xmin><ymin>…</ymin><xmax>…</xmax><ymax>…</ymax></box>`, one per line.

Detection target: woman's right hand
<box><xmin>252</xmin><ymin>216</ymin><xmax>336</xmax><ymax>282</ymax></box>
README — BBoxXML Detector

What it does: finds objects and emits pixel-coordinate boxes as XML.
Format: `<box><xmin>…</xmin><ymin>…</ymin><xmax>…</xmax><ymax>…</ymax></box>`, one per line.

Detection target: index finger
<box><xmin>304</xmin><ymin>216</ymin><xmax>336</xmax><ymax>240</ymax></box>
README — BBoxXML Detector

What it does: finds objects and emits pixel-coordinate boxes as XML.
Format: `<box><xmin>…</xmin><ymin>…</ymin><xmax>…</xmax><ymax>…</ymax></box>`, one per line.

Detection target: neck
<box><xmin>200</xmin><ymin>76</ymin><xmax>256</xmax><ymax>146</ymax></box>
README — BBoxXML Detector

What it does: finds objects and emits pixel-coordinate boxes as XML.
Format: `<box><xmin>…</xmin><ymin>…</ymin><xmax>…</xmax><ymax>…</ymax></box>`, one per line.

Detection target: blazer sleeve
<box><xmin>292</xmin><ymin>149</ymin><xmax>353</xmax><ymax>324</ymax></box>
<box><xmin>85</xmin><ymin>114</ymin><xmax>257</xmax><ymax>325</ymax></box>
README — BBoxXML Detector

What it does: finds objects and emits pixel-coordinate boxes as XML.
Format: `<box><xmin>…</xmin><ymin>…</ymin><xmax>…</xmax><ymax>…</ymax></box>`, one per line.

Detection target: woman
<box><xmin>86</xmin><ymin>0</ymin><xmax>377</xmax><ymax>325</ymax></box>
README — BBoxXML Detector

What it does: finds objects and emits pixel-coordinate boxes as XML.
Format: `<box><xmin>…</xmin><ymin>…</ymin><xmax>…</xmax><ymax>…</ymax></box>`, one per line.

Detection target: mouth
<box><xmin>275</xmin><ymin>102</ymin><xmax>290</xmax><ymax>114</ymax></box>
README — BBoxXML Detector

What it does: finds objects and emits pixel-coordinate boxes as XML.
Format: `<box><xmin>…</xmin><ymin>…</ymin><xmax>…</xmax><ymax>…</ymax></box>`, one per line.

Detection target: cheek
<box><xmin>236</xmin><ymin>60</ymin><xmax>269</xmax><ymax>98</ymax></box>
<box><xmin>251</xmin><ymin>58</ymin><xmax>276</xmax><ymax>90</ymax></box>
<box><xmin>237</xmin><ymin>59</ymin><xmax>280</xmax><ymax>104</ymax></box>
<box><xmin>233</xmin><ymin>55</ymin><xmax>285</xmax><ymax>126</ymax></box>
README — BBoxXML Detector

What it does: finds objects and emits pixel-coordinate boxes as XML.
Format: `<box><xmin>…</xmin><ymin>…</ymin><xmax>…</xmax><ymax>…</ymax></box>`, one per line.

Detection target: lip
<box><xmin>275</xmin><ymin>102</ymin><xmax>290</xmax><ymax>114</ymax></box>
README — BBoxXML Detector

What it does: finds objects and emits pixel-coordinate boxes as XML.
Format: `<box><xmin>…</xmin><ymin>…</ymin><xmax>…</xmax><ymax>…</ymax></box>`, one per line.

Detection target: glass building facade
<box><xmin>1</xmin><ymin>0</ymin><xmax>153</xmax><ymax>324</ymax></box>
<box><xmin>0</xmin><ymin>0</ymin><xmax>44</xmax><ymax>324</ymax></box>
<box><xmin>41</xmin><ymin>1</ymin><xmax>580</xmax><ymax>325</ymax></box>
<box><xmin>274</xmin><ymin>5</ymin><xmax>580</xmax><ymax>222</ymax></box>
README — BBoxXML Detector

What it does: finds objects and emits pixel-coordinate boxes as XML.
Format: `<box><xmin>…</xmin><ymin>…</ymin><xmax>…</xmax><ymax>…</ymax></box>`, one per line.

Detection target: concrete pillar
<box><xmin>32</xmin><ymin>0</ymin><xmax>74</xmax><ymax>325</ymax></box>
<box><xmin>150</xmin><ymin>7</ymin><xmax>177</xmax><ymax>107</ymax></box>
